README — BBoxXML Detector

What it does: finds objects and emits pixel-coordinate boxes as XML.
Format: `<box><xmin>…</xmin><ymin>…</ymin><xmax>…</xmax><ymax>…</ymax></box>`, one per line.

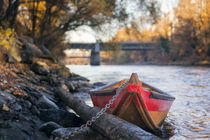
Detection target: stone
<box><xmin>37</xmin><ymin>95</ymin><xmax>59</xmax><ymax>109</ymax></box>
<box><xmin>0</xmin><ymin>91</ymin><xmax>16</xmax><ymax>109</ymax></box>
<box><xmin>31</xmin><ymin>61</ymin><xmax>50</xmax><ymax>75</ymax></box>
<box><xmin>72</xmin><ymin>81</ymin><xmax>90</xmax><ymax>89</ymax></box>
<box><xmin>19</xmin><ymin>36</ymin><xmax>43</xmax><ymax>57</ymax></box>
<box><xmin>20</xmin><ymin>50</ymin><xmax>33</xmax><ymax>64</ymax></box>
<box><xmin>39</xmin><ymin>109</ymin><xmax>84</xmax><ymax>127</ymax></box>
<box><xmin>25</xmin><ymin>101</ymin><xmax>32</xmax><ymax>109</ymax></box>
<box><xmin>65</xmin><ymin>81</ymin><xmax>76</xmax><ymax>92</ymax></box>
<box><xmin>13</xmin><ymin>103</ymin><xmax>22</xmax><ymax>112</ymax></box>
<box><xmin>0</xmin><ymin>120</ymin><xmax>48</xmax><ymax>140</ymax></box>
<box><xmin>39</xmin><ymin>121</ymin><xmax>62</xmax><ymax>136</ymax></box>
<box><xmin>70</xmin><ymin>73</ymin><xmax>89</xmax><ymax>81</ymax></box>
<box><xmin>18</xmin><ymin>36</ymin><xmax>47</xmax><ymax>64</ymax></box>
<box><xmin>77</xmin><ymin>87</ymin><xmax>90</xmax><ymax>93</ymax></box>
<box><xmin>3</xmin><ymin>54</ymin><xmax>19</xmax><ymax>63</ymax></box>
<box><xmin>54</xmin><ymin>65</ymin><xmax>70</xmax><ymax>78</ymax></box>
<box><xmin>31</xmin><ymin>105</ymin><xmax>40</xmax><ymax>115</ymax></box>
<box><xmin>40</xmin><ymin>75</ymin><xmax>59</xmax><ymax>86</ymax></box>
<box><xmin>93</xmin><ymin>82</ymin><xmax>105</xmax><ymax>87</ymax></box>
<box><xmin>60</xmin><ymin>83</ymin><xmax>69</xmax><ymax>92</ymax></box>
<box><xmin>38</xmin><ymin>45</ymin><xmax>51</xmax><ymax>56</ymax></box>
<box><xmin>28</xmin><ymin>91</ymin><xmax>43</xmax><ymax>99</ymax></box>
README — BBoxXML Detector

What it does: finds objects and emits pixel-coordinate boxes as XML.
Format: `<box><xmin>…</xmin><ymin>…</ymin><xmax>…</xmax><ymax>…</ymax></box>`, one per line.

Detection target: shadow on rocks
<box><xmin>39</xmin><ymin>109</ymin><xmax>84</xmax><ymax>127</ymax></box>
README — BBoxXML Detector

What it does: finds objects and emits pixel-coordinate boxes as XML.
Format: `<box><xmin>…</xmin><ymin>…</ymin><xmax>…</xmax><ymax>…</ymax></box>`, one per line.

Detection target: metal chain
<box><xmin>54</xmin><ymin>80</ymin><xmax>128</xmax><ymax>140</ymax></box>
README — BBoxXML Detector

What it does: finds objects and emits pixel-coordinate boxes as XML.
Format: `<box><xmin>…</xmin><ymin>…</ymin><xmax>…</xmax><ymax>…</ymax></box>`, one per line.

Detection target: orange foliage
<box><xmin>111</xmin><ymin>0</ymin><xmax>210</xmax><ymax>64</ymax></box>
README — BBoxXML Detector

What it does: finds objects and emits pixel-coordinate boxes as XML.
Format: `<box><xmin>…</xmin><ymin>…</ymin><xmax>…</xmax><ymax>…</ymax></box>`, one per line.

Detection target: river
<box><xmin>66</xmin><ymin>65</ymin><xmax>210</xmax><ymax>140</ymax></box>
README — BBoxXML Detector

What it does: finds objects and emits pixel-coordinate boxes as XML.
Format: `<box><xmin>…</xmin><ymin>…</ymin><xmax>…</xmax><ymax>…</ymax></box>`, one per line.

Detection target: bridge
<box><xmin>67</xmin><ymin>42</ymin><xmax>155</xmax><ymax>65</ymax></box>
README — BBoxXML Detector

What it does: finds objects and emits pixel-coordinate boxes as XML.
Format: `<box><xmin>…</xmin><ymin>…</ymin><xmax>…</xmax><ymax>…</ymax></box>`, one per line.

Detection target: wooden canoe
<box><xmin>89</xmin><ymin>73</ymin><xmax>175</xmax><ymax>132</ymax></box>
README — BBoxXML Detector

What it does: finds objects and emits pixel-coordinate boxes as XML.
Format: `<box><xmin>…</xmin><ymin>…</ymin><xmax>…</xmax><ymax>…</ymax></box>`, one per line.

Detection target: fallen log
<box><xmin>55</xmin><ymin>87</ymin><xmax>161</xmax><ymax>140</ymax></box>
<box><xmin>52</xmin><ymin>127</ymin><xmax>109</xmax><ymax>140</ymax></box>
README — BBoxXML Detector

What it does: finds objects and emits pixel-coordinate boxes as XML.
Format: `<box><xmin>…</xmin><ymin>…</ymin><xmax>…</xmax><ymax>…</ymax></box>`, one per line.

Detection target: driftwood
<box><xmin>55</xmin><ymin>87</ymin><xmax>161</xmax><ymax>140</ymax></box>
<box><xmin>52</xmin><ymin>127</ymin><xmax>109</xmax><ymax>140</ymax></box>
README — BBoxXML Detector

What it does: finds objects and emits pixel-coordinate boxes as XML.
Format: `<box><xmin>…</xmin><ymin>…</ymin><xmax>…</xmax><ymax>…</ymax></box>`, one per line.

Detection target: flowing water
<box><xmin>66</xmin><ymin>65</ymin><xmax>210</xmax><ymax>140</ymax></box>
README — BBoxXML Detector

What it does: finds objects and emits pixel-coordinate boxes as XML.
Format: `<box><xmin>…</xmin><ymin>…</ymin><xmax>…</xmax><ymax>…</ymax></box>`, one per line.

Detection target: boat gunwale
<box><xmin>89</xmin><ymin>88</ymin><xmax>117</xmax><ymax>96</ymax></box>
<box><xmin>89</xmin><ymin>81</ymin><xmax>175</xmax><ymax>101</ymax></box>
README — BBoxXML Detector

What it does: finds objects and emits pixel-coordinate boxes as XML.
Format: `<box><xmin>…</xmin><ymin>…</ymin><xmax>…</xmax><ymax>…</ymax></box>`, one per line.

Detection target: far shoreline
<box><xmin>65</xmin><ymin>63</ymin><xmax>210</xmax><ymax>67</ymax></box>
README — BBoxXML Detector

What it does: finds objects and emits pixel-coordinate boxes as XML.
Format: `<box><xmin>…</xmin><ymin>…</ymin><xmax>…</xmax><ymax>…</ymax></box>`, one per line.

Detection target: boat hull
<box><xmin>90</xmin><ymin>84</ymin><xmax>175</xmax><ymax>131</ymax></box>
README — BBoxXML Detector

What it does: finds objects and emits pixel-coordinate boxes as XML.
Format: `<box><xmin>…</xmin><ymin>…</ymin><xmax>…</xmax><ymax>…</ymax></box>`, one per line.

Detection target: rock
<box><xmin>28</xmin><ymin>91</ymin><xmax>43</xmax><ymax>99</ymax></box>
<box><xmin>31</xmin><ymin>61</ymin><xmax>50</xmax><ymax>75</ymax></box>
<box><xmin>0</xmin><ymin>120</ymin><xmax>48</xmax><ymax>140</ymax></box>
<box><xmin>39</xmin><ymin>121</ymin><xmax>62</xmax><ymax>136</ymax></box>
<box><xmin>72</xmin><ymin>81</ymin><xmax>90</xmax><ymax>89</ymax></box>
<box><xmin>19</xmin><ymin>36</ymin><xmax>43</xmax><ymax>57</ymax></box>
<box><xmin>37</xmin><ymin>95</ymin><xmax>59</xmax><ymax>109</ymax></box>
<box><xmin>70</xmin><ymin>72</ymin><xmax>89</xmax><ymax>81</ymax></box>
<box><xmin>3</xmin><ymin>54</ymin><xmax>19</xmax><ymax>63</ymax></box>
<box><xmin>25</xmin><ymin>101</ymin><xmax>32</xmax><ymax>109</ymax></box>
<box><xmin>60</xmin><ymin>83</ymin><xmax>69</xmax><ymax>92</ymax></box>
<box><xmin>31</xmin><ymin>105</ymin><xmax>40</xmax><ymax>115</ymax></box>
<box><xmin>20</xmin><ymin>50</ymin><xmax>33</xmax><ymax>64</ymax></box>
<box><xmin>13</xmin><ymin>103</ymin><xmax>22</xmax><ymax>112</ymax></box>
<box><xmin>39</xmin><ymin>122</ymin><xmax>62</xmax><ymax>136</ymax></box>
<box><xmin>18</xmin><ymin>36</ymin><xmax>46</xmax><ymax>64</ymax></box>
<box><xmin>93</xmin><ymin>82</ymin><xmax>105</xmax><ymax>87</ymax></box>
<box><xmin>0</xmin><ymin>91</ymin><xmax>16</xmax><ymax>110</ymax></box>
<box><xmin>77</xmin><ymin>87</ymin><xmax>91</xmax><ymax>93</ymax></box>
<box><xmin>54</xmin><ymin>65</ymin><xmax>70</xmax><ymax>78</ymax></box>
<box><xmin>65</xmin><ymin>81</ymin><xmax>76</xmax><ymax>92</ymax></box>
<box><xmin>39</xmin><ymin>109</ymin><xmax>84</xmax><ymax>127</ymax></box>
<box><xmin>40</xmin><ymin>75</ymin><xmax>59</xmax><ymax>86</ymax></box>
<box><xmin>38</xmin><ymin>45</ymin><xmax>51</xmax><ymax>56</ymax></box>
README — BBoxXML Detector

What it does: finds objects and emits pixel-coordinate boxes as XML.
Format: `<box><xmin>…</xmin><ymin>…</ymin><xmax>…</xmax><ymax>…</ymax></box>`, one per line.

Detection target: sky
<box><xmin>66</xmin><ymin>0</ymin><xmax>178</xmax><ymax>43</ymax></box>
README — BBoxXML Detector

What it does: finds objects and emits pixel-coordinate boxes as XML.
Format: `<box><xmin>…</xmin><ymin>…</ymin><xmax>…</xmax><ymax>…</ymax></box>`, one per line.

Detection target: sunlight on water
<box><xmin>67</xmin><ymin>65</ymin><xmax>210</xmax><ymax>139</ymax></box>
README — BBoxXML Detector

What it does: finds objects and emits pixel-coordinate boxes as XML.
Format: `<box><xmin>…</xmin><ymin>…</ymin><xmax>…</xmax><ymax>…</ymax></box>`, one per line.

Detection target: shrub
<box><xmin>0</xmin><ymin>27</ymin><xmax>21</xmax><ymax>62</ymax></box>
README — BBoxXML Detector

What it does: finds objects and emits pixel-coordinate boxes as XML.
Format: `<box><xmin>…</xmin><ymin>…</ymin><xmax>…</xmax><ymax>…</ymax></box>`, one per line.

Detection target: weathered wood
<box><xmin>52</xmin><ymin>127</ymin><xmax>109</xmax><ymax>140</ymax></box>
<box><xmin>55</xmin><ymin>87</ymin><xmax>161</xmax><ymax>140</ymax></box>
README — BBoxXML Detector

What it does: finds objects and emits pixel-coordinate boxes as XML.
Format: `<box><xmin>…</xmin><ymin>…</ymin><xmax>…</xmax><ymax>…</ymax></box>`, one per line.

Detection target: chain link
<box><xmin>54</xmin><ymin>80</ymin><xmax>128</xmax><ymax>140</ymax></box>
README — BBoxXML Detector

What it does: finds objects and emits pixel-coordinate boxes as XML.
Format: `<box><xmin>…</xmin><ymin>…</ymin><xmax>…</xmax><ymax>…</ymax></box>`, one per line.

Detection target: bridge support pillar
<box><xmin>90</xmin><ymin>42</ymin><xmax>100</xmax><ymax>65</ymax></box>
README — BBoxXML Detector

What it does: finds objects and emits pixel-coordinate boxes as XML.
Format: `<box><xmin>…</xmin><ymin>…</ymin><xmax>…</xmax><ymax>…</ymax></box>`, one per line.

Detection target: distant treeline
<box><xmin>112</xmin><ymin>0</ymin><xmax>210</xmax><ymax>65</ymax></box>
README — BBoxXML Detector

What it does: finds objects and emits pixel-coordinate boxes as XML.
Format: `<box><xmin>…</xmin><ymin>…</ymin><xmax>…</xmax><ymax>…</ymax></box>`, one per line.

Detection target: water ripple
<box><xmin>67</xmin><ymin>65</ymin><xmax>210</xmax><ymax>139</ymax></box>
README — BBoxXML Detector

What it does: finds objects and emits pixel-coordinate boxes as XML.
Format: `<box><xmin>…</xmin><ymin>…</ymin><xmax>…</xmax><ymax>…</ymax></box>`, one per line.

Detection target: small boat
<box><xmin>89</xmin><ymin>73</ymin><xmax>175</xmax><ymax>132</ymax></box>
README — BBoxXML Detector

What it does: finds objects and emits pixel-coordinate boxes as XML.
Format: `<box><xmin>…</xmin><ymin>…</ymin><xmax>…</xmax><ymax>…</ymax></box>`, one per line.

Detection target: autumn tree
<box><xmin>13</xmin><ymin>0</ymin><xmax>160</xmax><ymax>57</ymax></box>
<box><xmin>170</xmin><ymin>0</ymin><xmax>210</xmax><ymax>63</ymax></box>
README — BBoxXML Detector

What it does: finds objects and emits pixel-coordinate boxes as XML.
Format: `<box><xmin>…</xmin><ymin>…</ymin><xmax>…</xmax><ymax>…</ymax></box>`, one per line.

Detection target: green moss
<box><xmin>55</xmin><ymin>65</ymin><xmax>70</xmax><ymax>78</ymax></box>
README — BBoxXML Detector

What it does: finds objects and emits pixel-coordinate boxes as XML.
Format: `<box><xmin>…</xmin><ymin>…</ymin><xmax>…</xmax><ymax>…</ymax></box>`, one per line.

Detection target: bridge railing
<box><xmin>68</xmin><ymin>42</ymin><xmax>155</xmax><ymax>51</ymax></box>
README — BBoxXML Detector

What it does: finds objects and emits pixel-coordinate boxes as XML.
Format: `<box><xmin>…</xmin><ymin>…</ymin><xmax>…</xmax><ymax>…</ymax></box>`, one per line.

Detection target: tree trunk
<box><xmin>55</xmin><ymin>87</ymin><xmax>161</xmax><ymax>140</ymax></box>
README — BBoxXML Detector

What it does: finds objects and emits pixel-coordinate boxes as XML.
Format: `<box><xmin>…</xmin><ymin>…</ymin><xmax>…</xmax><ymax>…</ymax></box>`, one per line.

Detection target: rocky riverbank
<box><xmin>0</xmin><ymin>37</ymin><xmax>102</xmax><ymax>140</ymax></box>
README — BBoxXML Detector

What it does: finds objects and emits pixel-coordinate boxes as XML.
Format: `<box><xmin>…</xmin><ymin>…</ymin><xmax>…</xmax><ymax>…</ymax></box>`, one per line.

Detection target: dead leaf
<box><xmin>2</xmin><ymin>104</ymin><xmax>9</xmax><ymax>111</ymax></box>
